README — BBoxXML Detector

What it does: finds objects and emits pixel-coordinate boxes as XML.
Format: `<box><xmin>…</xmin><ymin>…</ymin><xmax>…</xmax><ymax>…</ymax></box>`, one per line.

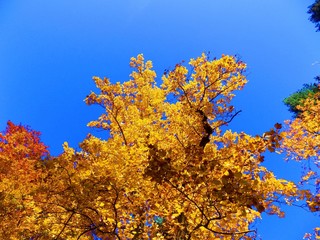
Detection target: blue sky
<box><xmin>0</xmin><ymin>1</ymin><xmax>319</xmax><ymax>239</ymax></box>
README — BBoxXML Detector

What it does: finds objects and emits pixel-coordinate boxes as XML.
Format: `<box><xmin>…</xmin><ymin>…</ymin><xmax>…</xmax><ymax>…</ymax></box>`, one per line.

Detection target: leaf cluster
<box><xmin>0</xmin><ymin>54</ymin><xmax>318</xmax><ymax>240</ymax></box>
<box><xmin>308</xmin><ymin>0</ymin><xmax>320</xmax><ymax>31</ymax></box>
<box><xmin>283</xmin><ymin>82</ymin><xmax>319</xmax><ymax>117</ymax></box>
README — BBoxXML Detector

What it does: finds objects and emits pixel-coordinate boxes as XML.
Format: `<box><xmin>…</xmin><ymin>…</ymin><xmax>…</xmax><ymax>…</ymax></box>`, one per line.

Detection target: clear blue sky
<box><xmin>0</xmin><ymin>1</ymin><xmax>319</xmax><ymax>239</ymax></box>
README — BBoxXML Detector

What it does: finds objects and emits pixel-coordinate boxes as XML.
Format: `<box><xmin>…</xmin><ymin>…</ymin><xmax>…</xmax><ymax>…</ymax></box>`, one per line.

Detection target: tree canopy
<box><xmin>283</xmin><ymin>80</ymin><xmax>319</xmax><ymax>117</ymax></box>
<box><xmin>308</xmin><ymin>0</ymin><xmax>320</xmax><ymax>31</ymax></box>
<box><xmin>0</xmin><ymin>54</ymin><xmax>319</xmax><ymax>239</ymax></box>
<box><xmin>0</xmin><ymin>121</ymin><xmax>48</xmax><ymax>239</ymax></box>
<box><xmin>282</xmin><ymin>83</ymin><xmax>320</xmax><ymax>239</ymax></box>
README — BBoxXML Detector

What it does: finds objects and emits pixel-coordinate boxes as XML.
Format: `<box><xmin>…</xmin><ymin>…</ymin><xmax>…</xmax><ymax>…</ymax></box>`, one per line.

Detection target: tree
<box><xmin>30</xmin><ymin>54</ymin><xmax>301</xmax><ymax>239</ymax></box>
<box><xmin>2</xmin><ymin>54</ymin><xmax>314</xmax><ymax>239</ymax></box>
<box><xmin>281</xmin><ymin>86</ymin><xmax>320</xmax><ymax>239</ymax></box>
<box><xmin>0</xmin><ymin>121</ymin><xmax>48</xmax><ymax>239</ymax></box>
<box><xmin>308</xmin><ymin>0</ymin><xmax>320</xmax><ymax>31</ymax></box>
<box><xmin>283</xmin><ymin>80</ymin><xmax>319</xmax><ymax>117</ymax></box>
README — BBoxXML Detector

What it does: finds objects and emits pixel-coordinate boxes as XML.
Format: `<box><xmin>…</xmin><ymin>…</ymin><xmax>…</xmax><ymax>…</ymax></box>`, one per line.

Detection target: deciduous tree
<box><xmin>0</xmin><ymin>121</ymin><xmax>48</xmax><ymax>239</ymax></box>
<box><xmin>34</xmin><ymin>54</ymin><xmax>299</xmax><ymax>239</ymax></box>
<box><xmin>3</xmin><ymin>54</ymin><xmax>316</xmax><ymax>239</ymax></box>
<box><xmin>282</xmin><ymin>85</ymin><xmax>320</xmax><ymax>239</ymax></box>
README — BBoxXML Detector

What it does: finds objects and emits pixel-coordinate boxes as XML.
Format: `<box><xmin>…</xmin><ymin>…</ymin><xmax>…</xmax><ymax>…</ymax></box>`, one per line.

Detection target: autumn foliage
<box><xmin>0</xmin><ymin>121</ymin><xmax>48</xmax><ymax>239</ymax></box>
<box><xmin>282</xmin><ymin>88</ymin><xmax>320</xmax><ymax>212</ymax></box>
<box><xmin>0</xmin><ymin>54</ymin><xmax>318</xmax><ymax>239</ymax></box>
<box><xmin>281</xmin><ymin>86</ymin><xmax>320</xmax><ymax>239</ymax></box>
